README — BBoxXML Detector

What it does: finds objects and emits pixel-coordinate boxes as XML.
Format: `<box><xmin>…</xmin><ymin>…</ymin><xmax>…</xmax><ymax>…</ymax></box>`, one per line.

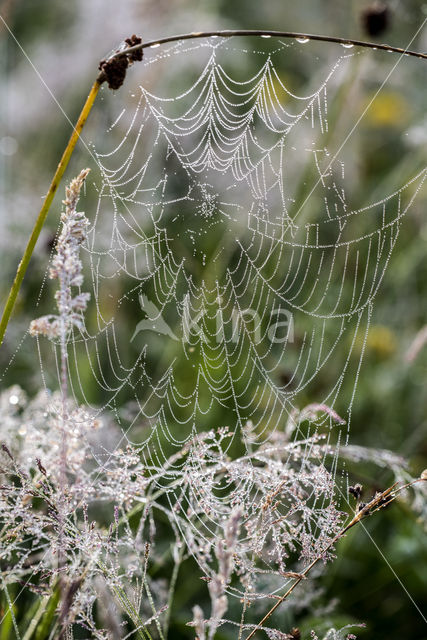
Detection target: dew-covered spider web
<box><xmin>25</xmin><ymin>36</ymin><xmax>426</xmax><ymax>597</ymax></box>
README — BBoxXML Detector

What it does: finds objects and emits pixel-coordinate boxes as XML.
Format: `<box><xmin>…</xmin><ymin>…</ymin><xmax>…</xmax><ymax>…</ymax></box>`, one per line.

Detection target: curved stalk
<box><xmin>113</xmin><ymin>29</ymin><xmax>427</xmax><ymax>62</ymax></box>
<box><xmin>0</xmin><ymin>79</ymin><xmax>101</xmax><ymax>346</ymax></box>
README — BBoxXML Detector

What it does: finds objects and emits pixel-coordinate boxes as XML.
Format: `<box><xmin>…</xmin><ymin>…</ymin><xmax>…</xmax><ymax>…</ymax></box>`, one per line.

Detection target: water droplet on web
<box><xmin>341</xmin><ymin>42</ymin><xmax>354</xmax><ymax>49</ymax></box>
<box><xmin>18</xmin><ymin>425</ymin><xmax>27</xmax><ymax>436</ymax></box>
<box><xmin>33</xmin><ymin>39</ymin><xmax>423</xmax><ymax>593</ymax></box>
<box><xmin>9</xmin><ymin>394</ymin><xmax>19</xmax><ymax>405</ymax></box>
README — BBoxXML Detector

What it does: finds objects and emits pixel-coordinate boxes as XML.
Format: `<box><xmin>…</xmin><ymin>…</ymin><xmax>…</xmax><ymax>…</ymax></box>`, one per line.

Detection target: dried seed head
<box><xmin>373</xmin><ymin>490</ymin><xmax>393</xmax><ymax>509</ymax></box>
<box><xmin>361</xmin><ymin>3</ymin><xmax>390</xmax><ymax>37</ymax></box>
<box><xmin>98</xmin><ymin>55</ymin><xmax>129</xmax><ymax>90</ymax></box>
<box><xmin>30</xmin><ymin>169</ymin><xmax>90</xmax><ymax>340</ymax></box>
<box><xmin>1</xmin><ymin>443</ymin><xmax>13</xmax><ymax>460</ymax></box>
<box><xmin>99</xmin><ymin>35</ymin><xmax>143</xmax><ymax>90</ymax></box>
<box><xmin>349</xmin><ymin>483</ymin><xmax>363</xmax><ymax>500</ymax></box>
<box><xmin>125</xmin><ymin>35</ymin><xmax>143</xmax><ymax>62</ymax></box>
<box><xmin>36</xmin><ymin>458</ymin><xmax>47</xmax><ymax>476</ymax></box>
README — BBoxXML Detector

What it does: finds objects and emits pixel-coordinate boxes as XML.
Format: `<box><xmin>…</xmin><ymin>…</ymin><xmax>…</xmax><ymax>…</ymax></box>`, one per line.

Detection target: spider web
<box><xmin>27</xmin><ymin>37</ymin><xmax>427</xmax><ymax>595</ymax></box>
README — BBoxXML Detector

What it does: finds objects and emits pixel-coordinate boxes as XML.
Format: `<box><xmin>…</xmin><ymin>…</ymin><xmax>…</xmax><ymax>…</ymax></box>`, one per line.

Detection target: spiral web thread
<box><xmin>24</xmin><ymin>37</ymin><xmax>426</xmax><ymax>599</ymax></box>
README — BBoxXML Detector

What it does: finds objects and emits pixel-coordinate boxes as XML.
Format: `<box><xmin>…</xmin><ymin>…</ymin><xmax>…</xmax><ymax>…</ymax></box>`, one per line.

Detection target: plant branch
<box><xmin>108</xmin><ymin>30</ymin><xmax>427</xmax><ymax>62</ymax></box>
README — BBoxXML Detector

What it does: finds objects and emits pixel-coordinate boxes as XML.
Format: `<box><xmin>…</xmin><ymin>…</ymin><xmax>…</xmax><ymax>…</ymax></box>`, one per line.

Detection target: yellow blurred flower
<box><xmin>271</xmin><ymin>75</ymin><xmax>292</xmax><ymax>106</ymax></box>
<box><xmin>364</xmin><ymin>91</ymin><xmax>408</xmax><ymax>127</ymax></box>
<box><xmin>356</xmin><ymin>325</ymin><xmax>397</xmax><ymax>359</ymax></box>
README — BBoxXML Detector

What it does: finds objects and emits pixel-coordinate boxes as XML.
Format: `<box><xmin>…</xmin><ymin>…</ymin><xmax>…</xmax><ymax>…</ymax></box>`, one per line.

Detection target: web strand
<box><xmin>23</xmin><ymin>36</ymin><xmax>427</xmax><ymax>596</ymax></box>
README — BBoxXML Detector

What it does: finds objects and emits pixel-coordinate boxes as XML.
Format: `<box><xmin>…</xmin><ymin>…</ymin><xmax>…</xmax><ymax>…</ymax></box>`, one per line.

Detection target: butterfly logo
<box><xmin>131</xmin><ymin>294</ymin><xmax>179</xmax><ymax>342</ymax></box>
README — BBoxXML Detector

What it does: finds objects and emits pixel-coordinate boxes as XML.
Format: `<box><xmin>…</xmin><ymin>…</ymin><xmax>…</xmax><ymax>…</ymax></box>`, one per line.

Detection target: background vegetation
<box><xmin>0</xmin><ymin>1</ymin><xmax>426</xmax><ymax>638</ymax></box>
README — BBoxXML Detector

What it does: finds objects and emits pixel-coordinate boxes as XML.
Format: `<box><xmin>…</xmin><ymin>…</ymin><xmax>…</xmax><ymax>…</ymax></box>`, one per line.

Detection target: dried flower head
<box><xmin>349</xmin><ymin>484</ymin><xmax>363</xmax><ymax>500</ymax></box>
<box><xmin>98</xmin><ymin>35</ymin><xmax>143</xmax><ymax>89</ymax></box>
<box><xmin>30</xmin><ymin>169</ymin><xmax>90</xmax><ymax>340</ymax></box>
<box><xmin>361</xmin><ymin>2</ymin><xmax>390</xmax><ymax>37</ymax></box>
<box><xmin>125</xmin><ymin>34</ymin><xmax>143</xmax><ymax>62</ymax></box>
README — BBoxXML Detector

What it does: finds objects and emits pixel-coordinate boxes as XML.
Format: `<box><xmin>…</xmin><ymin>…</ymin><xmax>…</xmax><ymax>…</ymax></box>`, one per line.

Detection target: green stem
<box><xmin>0</xmin><ymin>79</ymin><xmax>101</xmax><ymax>347</ymax></box>
<box><xmin>22</xmin><ymin>595</ymin><xmax>51</xmax><ymax>640</ymax></box>
<box><xmin>163</xmin><ymin>544</ymin><xmax>184</xmax><ymax>638</ymax></box>
<box><xmin>144</xmin><ymin>579</ymin><xmax>165</xmax><ymax>640</ymax></box>
<box><xmin>34</xmin><ymin>586</ymin><xmax>61</xmax><ymax>640</ymax></box>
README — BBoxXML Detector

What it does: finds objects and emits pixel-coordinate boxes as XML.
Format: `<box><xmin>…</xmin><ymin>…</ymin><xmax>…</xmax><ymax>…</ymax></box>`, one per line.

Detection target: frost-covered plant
<box><xmin>0</xmin><ymin>386</ymin><xmax>166</xmax><ymax>637</ymax></box>
<box><xmin>0</xmin><ymin>171</ymin><xmax>166</xmax><ymax>638</ymax></box>
<box><xmin>0</xmin><ymin>379</ymin><xmax>426</xmax><ymax>638</ymax></box>
<box><xmin>0</xmin><ymin>171</ymin><xmax>425</xmax><ymax>639</ymax></box>
<box><xmin>29</xmin><ymin>168</ymin><xmax>91</xmax><ymax>341</ymax></box>
<box><xmin>179</xmin><ymin>423</ymin><xmax>345</xmax><ymax>588</ymax></box>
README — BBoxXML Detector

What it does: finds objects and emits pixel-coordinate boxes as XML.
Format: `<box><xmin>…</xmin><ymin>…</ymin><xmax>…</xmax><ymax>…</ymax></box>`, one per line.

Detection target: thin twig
<box><xmin>106</xmin><ymin>29</ymin><xmax>427</xmax><ymax>64</ymax></box>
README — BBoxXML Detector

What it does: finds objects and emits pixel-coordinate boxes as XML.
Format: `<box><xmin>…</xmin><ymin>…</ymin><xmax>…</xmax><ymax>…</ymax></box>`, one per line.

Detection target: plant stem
<box><xmin>22</xmin><ymin>594</ymin><xmax>51</xmax><ymax>640</ymax></box>
<box><xmin>116</xmin><ymin>30</ymin><xmax>427</xmax><ymax>61</ymax></box>
<box><xmin>0</xmin><ymin>78</ymin><xmax>101</xmax><ymax>347</ymax></box>
<box><xmin>57</xmin><ymin>291</ymin><xmax>69</xmax><ymax>634</ymax></box>
<box><xmin>163</xmin><ymin>544</ymin><xmax>184</xmax><ymax>638</ymax></box>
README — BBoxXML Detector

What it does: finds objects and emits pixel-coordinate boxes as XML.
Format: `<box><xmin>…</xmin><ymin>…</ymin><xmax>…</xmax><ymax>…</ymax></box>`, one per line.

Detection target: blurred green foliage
<box><xmin>0</xmin><ymin>1</ymin><xmax>426</xmax><ymax>638</ymax></box>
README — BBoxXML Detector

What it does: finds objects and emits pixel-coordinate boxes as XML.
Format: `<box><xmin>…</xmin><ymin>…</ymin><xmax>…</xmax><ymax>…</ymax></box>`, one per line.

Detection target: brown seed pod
<box><xmin>98</xmin><ymin>55</ymin><xmax>129</xmax><ymax>90</ymax></box>
<box><xmin>361</xmin><ymin>3</ymin><xmax>390</xmax><ymax>37</ymax></box>
<box><xmin>349</xmin><ymin>483</ymin><xmax>363</xmax><ymax>500</ymax></box>
<box><xmin>125</xmin><ymin>34</ymin><xmax>143</xmax><ymax>62</ymax></box>
<box><xmin>99</xmin><ymin>35</ymin><xmax>144</xmax><ymax>90</ymax></box>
